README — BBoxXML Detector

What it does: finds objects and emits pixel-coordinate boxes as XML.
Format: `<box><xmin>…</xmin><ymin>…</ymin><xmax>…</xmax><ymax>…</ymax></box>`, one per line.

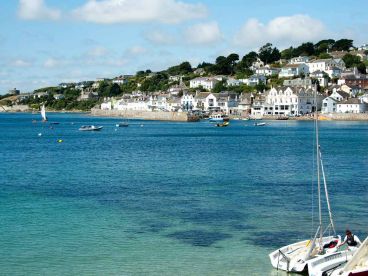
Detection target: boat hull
<box><xmin>269</xmin><ymin>236</ymin><xmax>340</xmax><ymax>273</ymax></box>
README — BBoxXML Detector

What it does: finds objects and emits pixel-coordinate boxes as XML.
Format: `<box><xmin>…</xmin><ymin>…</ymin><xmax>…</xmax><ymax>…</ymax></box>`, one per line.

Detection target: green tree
<box><xmin>259</xmin><ymin>43</ymin><xmax>281</xmax><ymax>64</ymax></box>
<box><xmin>342</xmin><ymin>53</ymin><xmax>361</xmax><ymax>68</ymax></box>
<box><xmin>356</xmin><ymin>62</ymin><xmax>367</xmax><ymax>74</ymax></box>
<box><xmin>281</xmin><ymin>47</ymin><xmax>294</xmax><ymax>59</ymax></box>
<box><xmin>212</xmin><ymin>80</ymin><xmax>226</xmax><ymax>93</ymax></box>
<box><xmin>332</xmin><ymin>39</ymin><xmax>354</xmax><ymax>51</ymax></box>
<box><xmin>294</xmin><ymin>42</ymin><xmax>315</xmax><ymax>56</ymax></box>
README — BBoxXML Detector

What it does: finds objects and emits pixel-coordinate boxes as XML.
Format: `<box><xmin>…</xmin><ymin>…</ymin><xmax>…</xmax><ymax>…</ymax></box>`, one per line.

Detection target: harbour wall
<box><xmin>90</xmin><ymin>108</ymin><xmax>199</xmax><ymax>122</ymax></box>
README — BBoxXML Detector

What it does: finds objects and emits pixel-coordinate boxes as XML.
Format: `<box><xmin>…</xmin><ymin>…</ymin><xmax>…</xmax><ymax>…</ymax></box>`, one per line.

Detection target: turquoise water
<box><xmin>0</xmin><ymin>113</ymin><xmax>367</xmax><ymax>275</ymax></box>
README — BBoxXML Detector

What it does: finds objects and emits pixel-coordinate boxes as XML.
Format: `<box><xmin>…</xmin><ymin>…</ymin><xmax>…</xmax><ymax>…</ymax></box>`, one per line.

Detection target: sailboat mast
<box><xmin>318</xmin><ymin>146</ymin><xmax>336</xmax><ymax>235</ymax></box>
<box><xmin>314</xmin><ymin>85</ymin><xmax>322</xmax><ymax>241</ymax></box>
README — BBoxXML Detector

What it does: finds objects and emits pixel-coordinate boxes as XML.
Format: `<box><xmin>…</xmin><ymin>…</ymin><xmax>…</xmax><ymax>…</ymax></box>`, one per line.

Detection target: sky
<box><xmin>1</xmin><ymin>0</ymin><xmax>368</xmax><ymax>94</ymax></box>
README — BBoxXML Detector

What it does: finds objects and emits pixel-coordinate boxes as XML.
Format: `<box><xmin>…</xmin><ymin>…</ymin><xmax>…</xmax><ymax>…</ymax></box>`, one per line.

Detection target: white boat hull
<box><xmin>269</xmin><ymin>236</ymin><xmax>340</xmax><ymax>273</ymax></box>
<box><xmin>308</xmin><ymin>249</ymin><xmax>355</xmax><ymax>276</ymax></box>
<box><xmin>330</xmin><ymin>237</ymin><xmax>368</xmax><ymax>276</ymax></box>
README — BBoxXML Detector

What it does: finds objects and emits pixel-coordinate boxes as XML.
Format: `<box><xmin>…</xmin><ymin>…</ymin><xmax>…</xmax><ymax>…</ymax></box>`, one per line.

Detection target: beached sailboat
<box><xmin>41</xmin><ymin>104</ymin><xmax>47</xmax><ymax>122</ymax></box>
<box><xmin>269</xmin><ymin>87</ymin><xmax>341</xmax><ymax>273</ymax></box>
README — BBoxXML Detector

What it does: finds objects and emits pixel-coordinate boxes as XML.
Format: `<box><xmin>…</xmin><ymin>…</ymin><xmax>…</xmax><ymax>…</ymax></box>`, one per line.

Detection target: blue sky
<box><xmin>1</xmin><ymin>0</ymin><xmax>367</xmax><ymax>93</ymax></box>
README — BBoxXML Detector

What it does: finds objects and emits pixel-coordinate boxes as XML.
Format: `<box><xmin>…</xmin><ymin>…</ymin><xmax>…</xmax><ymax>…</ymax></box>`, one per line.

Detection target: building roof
<box><xmin>339</xmin><ymin>98</ymin><xmax>363</xmax><ymax>104</ymax></box>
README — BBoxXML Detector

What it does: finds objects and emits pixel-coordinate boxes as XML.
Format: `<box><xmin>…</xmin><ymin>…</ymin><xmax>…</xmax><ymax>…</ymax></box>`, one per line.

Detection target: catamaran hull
<box><xmin>269</xmin><ymin>236</ymin><xmax>340</xmax><ymax>273</ymax></box>
<box><xmin>308</xmin><ymin>250</ymin><xmax>355</xmax><ymax>276</ymax></box>
<box><xmin>330</xmin><ymin>237</ymin><xmax>368</xmax><ymax>276</ymax></box>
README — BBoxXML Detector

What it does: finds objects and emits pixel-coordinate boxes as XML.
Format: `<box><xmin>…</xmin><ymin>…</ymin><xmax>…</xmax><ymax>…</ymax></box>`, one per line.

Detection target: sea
<box><xmin>0</xmin><ymin>112</ymin><xmax>367</xmax><ymax>276</ymax></box>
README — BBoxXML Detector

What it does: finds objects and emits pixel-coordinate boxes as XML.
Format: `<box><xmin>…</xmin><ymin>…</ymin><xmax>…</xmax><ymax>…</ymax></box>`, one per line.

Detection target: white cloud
<box><xmin>184</xmin><ymin>21</ymin><xmax>223</xmax><ymax>45</ymax></box>
<box><xmin>18</xmin><ymin>0</ymin><xmax>61</xmax><ymax>21</ymax></box>
<box><xmin>234</xmin><ymin>14</ymin><xmax>326</xmax><ymax>49</ymax></box>
<box><xmin>125</xmin><ymin>46</ymin><xmax>147</xmax><ymax>56</ymax></box>
<box><xmin>87</xmin><ymin>46</ymin><xmax>109</xmax><ymax>57</ymax></box>
<box><xmin>144</xmin><ymin>29</ymin><xmax>176</xmax><ymax>45</ymax></box>
<box><xmin>43</xmin><ymin>58</ymin><xmax>64</xmax><ymax>68</ymax></box>
<box><xmin>71</xmin><ymin>0</ymin><xmax>207</xmax><ymax>24</ymax></box>
<box><xmin>11</xmin><ymin>59</ymin><xmax>32</xmax><ymax>67</ymax></box>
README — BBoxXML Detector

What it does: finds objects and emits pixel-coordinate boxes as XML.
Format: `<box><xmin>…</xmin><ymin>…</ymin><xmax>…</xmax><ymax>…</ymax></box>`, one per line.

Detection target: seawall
<box><xmin>90</xmin><ymin>108</ymin><xmax>199</xmax><ymax>122</ymax></box>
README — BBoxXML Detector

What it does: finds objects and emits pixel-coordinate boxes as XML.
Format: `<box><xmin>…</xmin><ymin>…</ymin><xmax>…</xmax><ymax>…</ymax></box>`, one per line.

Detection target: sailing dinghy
<box><xmin>269</xmin><ymin>87</ymin><xmax>341</xmax><ymax>273</ymax></box>
<box><xmin>41</xmin><ymin>104</ymin><xmax>47</xmax><ymax>122</ymax></box>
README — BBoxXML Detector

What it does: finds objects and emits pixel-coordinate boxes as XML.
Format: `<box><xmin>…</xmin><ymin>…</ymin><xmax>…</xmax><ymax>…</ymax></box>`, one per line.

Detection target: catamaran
<box><xmin>269</xmin><ymin>87</ymin><xmax>341</xmax><ymax>273</ymax></box>
<box><xmin>41</xmin><ymin>104</ymin><xmax>47</xmax><ymax>122</ymax></box>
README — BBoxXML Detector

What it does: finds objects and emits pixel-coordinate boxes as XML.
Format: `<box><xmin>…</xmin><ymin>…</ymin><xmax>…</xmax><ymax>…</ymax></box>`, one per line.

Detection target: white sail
<box><xmin>41</xmin><ymin>104</ymin><xmax>47</xmax><ymax>121</ymax></box>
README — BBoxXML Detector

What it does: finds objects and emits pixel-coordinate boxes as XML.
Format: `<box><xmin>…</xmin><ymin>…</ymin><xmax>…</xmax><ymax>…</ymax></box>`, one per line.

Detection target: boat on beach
<box><xmin>269</xmin><ymin>87</ymin><xmax>341</xmax><ymax>273</ymax></box>
<box><xmin>79</xmin><ymin>125</ymin><xmax>103</xmax><ymax>131</ymax></box>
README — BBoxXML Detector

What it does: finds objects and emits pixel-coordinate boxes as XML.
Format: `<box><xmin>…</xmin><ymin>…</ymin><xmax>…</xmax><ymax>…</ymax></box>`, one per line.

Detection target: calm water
<box><xmin>0</xmin><ymin>113</ymin><xmax>367</xmax><ymax>276</ymax></box>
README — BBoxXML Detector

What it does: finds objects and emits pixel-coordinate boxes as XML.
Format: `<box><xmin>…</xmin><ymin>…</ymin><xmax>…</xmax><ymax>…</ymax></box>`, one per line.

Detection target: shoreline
<box><xmin>2</xmin><ymin>107</ymin><xmax>368</xmax><ymax>121</ymax></box>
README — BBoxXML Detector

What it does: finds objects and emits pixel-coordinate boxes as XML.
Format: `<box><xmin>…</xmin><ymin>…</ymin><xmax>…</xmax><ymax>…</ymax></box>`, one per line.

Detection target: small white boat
<box><xmin>209</xmin><ymin>113</ymin><xmax>229</xmax><ymax>122</ymax></box>
<box><xmin>79</xmin><ymin>125</ymin><xmax>103</xmax><ymax>131</ymax></box>
<box><xmin>254</xmin><ymin>122</ymin><xmax>266</xmax><ymax>126</ymax></box>
<box><xmin>41</xmin><ymin>104</ymin><xmax>47</xmax><ymax>122</ymax></box>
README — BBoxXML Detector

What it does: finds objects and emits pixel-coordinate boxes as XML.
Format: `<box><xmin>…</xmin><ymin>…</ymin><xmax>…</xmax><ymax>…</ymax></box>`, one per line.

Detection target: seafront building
<box><xmin>251</xmin><ymin>87</ymin><xmax>323</xmax><ymax>117</ymax></box>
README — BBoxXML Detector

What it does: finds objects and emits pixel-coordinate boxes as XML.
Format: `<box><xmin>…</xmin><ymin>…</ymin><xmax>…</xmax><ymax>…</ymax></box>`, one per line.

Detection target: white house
<box><xmin>181</xmin><ymin>92</ymin><xmax>196</xmax><ymax>111</ymax></box>
<box><xmin>321</xmin><ymin>97</ymin><xmax>338</xmax><ymax>114</ymax></box>
<box><xmin>255</xmin><ymin>66</ymin><xmax>280</xmax><ymax>76</ymax></box>
<box><xmin>243</xmin><ymin>74</ymin><xmax>267</xmax><ymax>86</ymax></box>
<box><xmin>278</xmin><ymin>64</ymin><xmax>309</xmax><ymax>78</ymax></box>
<box><xmin>283</xmin><ymin>78</ymin><xmax>313</xmax><ymax>88</ymax></box>
<box><xmin>250</xmin><ymin>58</ymin><xmax>264</xmax><ymax>70</ymax></box>
<box><xmin>236</xmin><ymin>93</ymin><xmax>253</xmax><ymax>116</ymax></box>
<box><xmin>217</xmin><ymin>92</ymin><xmax>239</xmax><ymax>115</ymax></box>
<box><xmin>189</xmin><ymin>77</ymin><xmax>219</xmax><ymax>90</ymax></box>
<box><xmin>330</xmin><ymin>89</ymin><xmax>350</xmax><ymax>101</ymax></box>
<box><xmin>194</xmin><ymin>92</ymin><xmax>219</xmax><ymax>112</ymax></box>
<box><xmin>336</xmin><ymin>98</ymin><xmax>368</xmax><ymax>113</ymax></box>
<box><xmin>101</xmin><ymin>101</ymin><xmax>112</xmax><ymax>110</ymax></box>
<box><xmin>227</xmin><ymin>78</ymin><xmax>242</xmax><ymax>86</ymax></box>
<box><xmin>289</xmin><ymin>56</ymin><xmax>310</xmax><ymax>64</ymax></box>
<box><xmin>307</xmin><ymin>59</ymin><xmax>345</xmax><ymax>75</ymax></box>
<box><xmin>254</xmin><ymin>87</ymin><xmax>323</xmax><ymax>116</ymax></box>
<box><xmin>114</xmin><ymin>98</ymin><xmax>150</xmax><ymax>111</ymax></box>
<box><xmin>112</xmin><ymin>76</ymin><xmax>129</xmax><ymax>85</ymax></box>
<box><xmin>309</xmin><ymin>71</ymin><xmax>329</xmax><ymax>87</ymax></box>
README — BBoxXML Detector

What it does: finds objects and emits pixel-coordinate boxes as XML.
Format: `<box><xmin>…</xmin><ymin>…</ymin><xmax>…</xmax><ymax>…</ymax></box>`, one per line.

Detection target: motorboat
<box><xmin>209</xmin><ymin>113</ymin><xmax>229</xmax><ymax>123</ymax></box>
<box><xmin>254</xmin><ymin>122</ymin><xmax>266</xmax><ymax>126</ymax></box>
<box><xmin>79</xmin><ymin>125</ymin><xmax>103</xmax><ymax>131</ymax></box>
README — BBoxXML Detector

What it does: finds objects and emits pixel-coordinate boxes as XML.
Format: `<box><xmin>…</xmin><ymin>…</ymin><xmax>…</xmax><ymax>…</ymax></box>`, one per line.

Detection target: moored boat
<box><xmin>209</xmin><ymin>113</ymin><xmax>229</xmax><ymax>123</ymax></box>
<box><xmin>254</xmin><ymin>122</ymin><xmax>266</xmax><ymax>126</ymax></box>
<box><xmin>79</xmin><ymin>125</ymin><xmax>103</xmax><ymax>131</ymax></box>
<box><xmin>116</xmin><ymin>122</ymin><xmax>129</xmax><ymax>127</ymax></box>
<box><xmin>216</xmin><ymin>121</ymin><xmax>229</xmax><ymax>127</ymax></box>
